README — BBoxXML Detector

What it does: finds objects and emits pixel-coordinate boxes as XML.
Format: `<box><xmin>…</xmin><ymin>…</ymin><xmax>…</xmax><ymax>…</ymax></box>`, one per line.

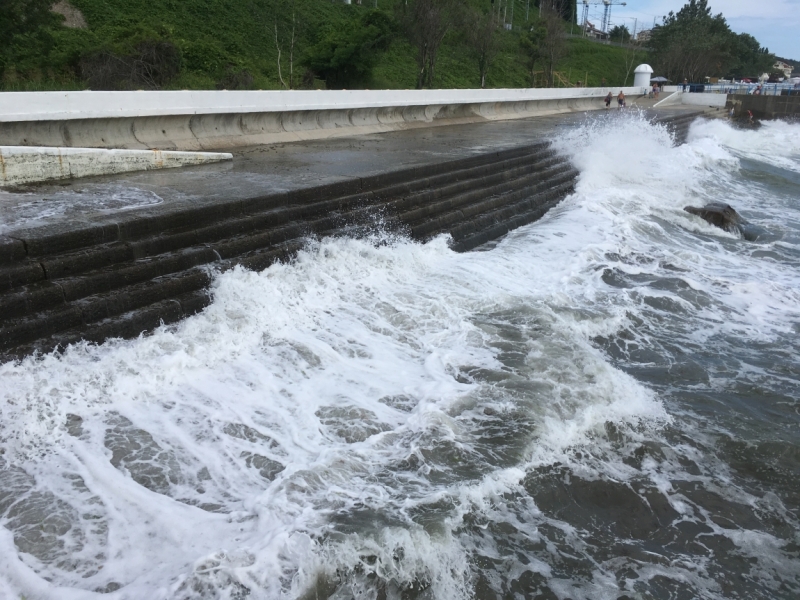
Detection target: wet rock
<box><xmin>241</xmin><ymin>451</ymin><xmax>284</xmax><ymax>481</ymax></box>
<box><xmin>104</xmin><ymin>414</ymin><xmax>182</xmax><ymax>495</ymax></box>
<box><xmin>684</xmin><ymin>202</ymin><xmax>763</xmax><ymax>241</ymax></box>
<box><xmin>524</xmin><ymin>467</ymin><xmax>680</xmax><ymax>542</ymax></box>
<box><xmin>316</xmin><ymin>405</ymin><xmax>391</xmax><ymax>443</ymax></box>
<box><xmin>684</xmin><ymin>202</ymin><xmax>743</xmax><ymax>233</ymax></box>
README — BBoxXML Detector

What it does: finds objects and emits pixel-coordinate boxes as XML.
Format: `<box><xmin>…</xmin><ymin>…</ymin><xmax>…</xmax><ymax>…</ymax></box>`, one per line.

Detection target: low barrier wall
<box><xmin>0</xmin><ymin>88</ymin><xmax>646</xmax><ymax>151</ymax></box>
<box><xmin>653</xmin><ymin>90</ymin><xmax>726</xmax><ymax>109</ymax></box>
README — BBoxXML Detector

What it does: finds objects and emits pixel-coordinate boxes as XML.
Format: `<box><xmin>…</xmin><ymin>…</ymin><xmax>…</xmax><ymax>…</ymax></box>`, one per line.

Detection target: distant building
<box><xmin>773</xmin><ymin>61</ymin><xmax>793</xmax><ymax>78</ymax></box>
<box><xmin>583</xmin><ymin>21</ymin><xmax>608</xmax><ymax>41</ymax></box>
<box><xmin>636</xmin><ymin>29</ymin><xmax>652</xmax><ymax>42</ymax></box>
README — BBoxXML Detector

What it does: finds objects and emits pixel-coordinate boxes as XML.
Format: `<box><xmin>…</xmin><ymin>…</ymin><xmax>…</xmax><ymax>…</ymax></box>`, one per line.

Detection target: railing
<box><xmin>675</xmin><ymin>83</ymin><xmax>800</xmax><ymax>96</ymax></box>
<box><xmin>564</xmin><ymin>33</ymin><xmax>649</xmax><ymax>51</ymax></box>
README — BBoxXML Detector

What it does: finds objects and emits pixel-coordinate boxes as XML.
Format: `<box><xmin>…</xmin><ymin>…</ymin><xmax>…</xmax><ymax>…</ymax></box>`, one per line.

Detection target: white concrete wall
<box><xmin>654</xmin><ymin>90</ymin><xmax>727</xmax><ymax>109</ymax></box>
<box><xmin>0</xmin><ymin>88</ymin><xmax>647</xmax><ymax>152</ymax></box>
<box><xmin>0</xmin><ymin>146</ymin><xmax>231</xmax><ymax>187</ymax></box>
<box><xmin>680</xmin><ymin>93</ymin><xmax>727</xmax><ymax>108</ymax></box>
<box><xmin>0</xmin><ymin>88</ymin><xmax>646</xmax><ymax>122</ymax></box>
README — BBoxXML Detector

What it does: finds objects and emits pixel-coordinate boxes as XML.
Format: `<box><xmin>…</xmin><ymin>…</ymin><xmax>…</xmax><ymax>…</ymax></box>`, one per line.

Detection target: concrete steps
<box><xmin>654</xmin><ymin>111</ymin><xmax>700</xmax><ymax>143</ymax></box>
<box><xmin>0</xmin><ymin>111</ymin><xmax>704</xmax><ymax>358</ymax></box>
<box><xmin>0</xmin><ymin>142</ymin><xmax>577</xmax><ymax>358</ymax></box>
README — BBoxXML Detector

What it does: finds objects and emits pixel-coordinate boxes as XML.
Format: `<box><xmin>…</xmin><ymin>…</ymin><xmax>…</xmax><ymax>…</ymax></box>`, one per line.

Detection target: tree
<box><xmin>538</xmin><ymin>1</ymin><xmax>567</xmax><ymax>87</ymax></box>
<box><xmin>608</xmin><ymin>25</ymin><xmax>630</xmax><ymax>43</ymax></box>
<box><xmin>621</xmin><ymin>41</ymin><xmax>641</xmax><ymax>85</ymax></box>
<box><xmin>462</xmin><ymin>8</ymin><xmax>500</xmax><ymax>88</ymax></box>
<box><xmin>519</xmin><ymin>2</ymin><xmax>568</xmax><ymax>88</ymax></box>
<box><xmin>80</xmin><ymin>40</ymin><xmax>182</xmax><ymax>90</ymax></box>
<box><xmin>727</xmin><ymin>33</ymin><xmax>773</xmax><ymax>80</ymax></box>
<box><xmin>303</xmin><ymin>11</ymin><xmax>393</xmax><ymax>89</ymax></box>
<box><xmin>649</xmin><ymin>0</ymin><xmax>772</xmax><ymax>84</ymax></box>
<box><xmin>520</xmin><ymin>22</ymin><xmax>544</xmax><ymax>87</ymax></box>
<box><xmin>400</xmin><ymin>0</ymin><xmax>459</xmax><ymax>89</ymax></box>
<box><xmin>767</xmin><ymin>70</ymin><xmax>784</xmax><ymax>83</ymax></box>
<box><xmin>0</xmin><ymin>0</ymin><xmax>60</xmax><ymax>77</ymax></box>
<box><xmin>554</xmin><ymin>0</ymin><xmax>578</xmax><ymax>23</ymax></box>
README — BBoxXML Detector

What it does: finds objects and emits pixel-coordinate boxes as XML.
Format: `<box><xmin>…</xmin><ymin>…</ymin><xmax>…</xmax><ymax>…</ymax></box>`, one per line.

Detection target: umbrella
<box><xmin>651</xmin><ymin>76</ymin><xmax>670</xmax><ymax>82</ymax></box>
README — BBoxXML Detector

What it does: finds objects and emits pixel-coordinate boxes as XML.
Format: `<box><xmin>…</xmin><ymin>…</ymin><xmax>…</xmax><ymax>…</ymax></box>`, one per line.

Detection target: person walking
<box><xmin>617</xmin><ymin>90</ymin><xmax>626</xmax><ymax>108</ymax></box>
<box><xmin>605</xmin><ymin>91</ymin><xmax>613</xmax><ymax>107</ymax></box>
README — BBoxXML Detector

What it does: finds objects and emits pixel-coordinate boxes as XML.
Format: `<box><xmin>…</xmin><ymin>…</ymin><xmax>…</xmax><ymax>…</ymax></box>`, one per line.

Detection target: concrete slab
<box><xmin>0</xmin><ymin>146</ymin><xmax>232</xmax><ymax>187</ymax></box>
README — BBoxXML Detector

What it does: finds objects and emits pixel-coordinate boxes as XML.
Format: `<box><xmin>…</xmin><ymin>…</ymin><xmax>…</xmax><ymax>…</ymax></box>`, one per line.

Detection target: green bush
<box><xmin>303</xmin><ymin>11</ymin><xmax>393</xmax><ymax>89</ymax></box>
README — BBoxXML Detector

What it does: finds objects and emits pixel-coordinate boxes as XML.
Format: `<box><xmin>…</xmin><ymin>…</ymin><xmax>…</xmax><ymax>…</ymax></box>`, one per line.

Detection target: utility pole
<box><xmin>581</xmin><ymin>0</ymin><xmax>589</xmax><ymax>36</ymax></box>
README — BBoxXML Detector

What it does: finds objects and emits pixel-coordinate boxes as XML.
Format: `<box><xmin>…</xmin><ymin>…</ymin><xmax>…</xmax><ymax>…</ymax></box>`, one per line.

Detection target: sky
<box><xmin>592</xmin><ymin>0</ymin><xmax>800</xmax><ymax>61</ymax></box>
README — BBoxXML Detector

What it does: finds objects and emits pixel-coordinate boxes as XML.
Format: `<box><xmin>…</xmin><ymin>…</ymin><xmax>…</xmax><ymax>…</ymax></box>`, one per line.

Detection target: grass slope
<box><xmin>1</xmin><ymin>0</ymin><xmax>647</xmax><ymax>91</ymax></box>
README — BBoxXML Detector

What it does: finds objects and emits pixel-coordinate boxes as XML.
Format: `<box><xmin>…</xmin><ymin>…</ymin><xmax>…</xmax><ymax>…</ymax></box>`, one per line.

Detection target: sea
<box><xmin>1</xmin><ymin>113</ymin><xmax>799</xmax><ymax>600</ymax></box>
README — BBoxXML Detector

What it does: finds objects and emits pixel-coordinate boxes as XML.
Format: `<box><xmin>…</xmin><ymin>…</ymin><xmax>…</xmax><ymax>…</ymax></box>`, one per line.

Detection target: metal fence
<box><xmin>679</xmin><ymin>83</ymin><xmax>800</xmax><ymax>96</ymax></box>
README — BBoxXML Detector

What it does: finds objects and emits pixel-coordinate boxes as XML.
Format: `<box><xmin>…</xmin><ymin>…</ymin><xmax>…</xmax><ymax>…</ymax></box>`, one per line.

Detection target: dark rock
<box><xmin>684</xmin><ymin>203</ymin><xmax>742</xmax><ymax>233</ymax></box>
<box><xmin>684</xmin><ymin>202</ymin><xmax>762</xmax><ymax>241</ymax></box>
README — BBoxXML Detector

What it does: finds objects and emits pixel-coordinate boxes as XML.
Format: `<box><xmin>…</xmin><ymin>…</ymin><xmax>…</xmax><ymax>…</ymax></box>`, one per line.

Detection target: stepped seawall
<box><xmin>0</xmin><ymin>110</ymin><xmax>701</xmax><ymax>359</ymax></box>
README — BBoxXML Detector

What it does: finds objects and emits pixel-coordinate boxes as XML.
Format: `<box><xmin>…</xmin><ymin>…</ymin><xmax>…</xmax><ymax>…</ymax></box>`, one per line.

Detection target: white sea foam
<box><xmin>688</xmin><ymin>118</ymin><xmax>800</xmax><ymax>173</ymax></box>
<box><xmin>1</xmin><ymin>112</ymin><xmax>799</xmax><ymax>599</ymax></box>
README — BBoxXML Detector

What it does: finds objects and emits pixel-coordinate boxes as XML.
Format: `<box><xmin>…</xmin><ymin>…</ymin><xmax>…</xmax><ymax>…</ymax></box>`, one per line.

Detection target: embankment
<box><xmin>0</xmin><ymin>111</ymin><xmax>700</xmax><ymax>359</ymax></box>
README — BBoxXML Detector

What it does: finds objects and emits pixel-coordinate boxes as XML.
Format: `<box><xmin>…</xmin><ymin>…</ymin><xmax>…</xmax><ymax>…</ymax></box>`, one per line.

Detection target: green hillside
<box><xmin>0</xmin><ymin>0</ymin><xmax>647</xmax><ymax>91</ymax></box>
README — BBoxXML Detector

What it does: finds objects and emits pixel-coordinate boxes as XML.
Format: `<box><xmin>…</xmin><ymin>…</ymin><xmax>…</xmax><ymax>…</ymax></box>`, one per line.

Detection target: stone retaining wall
<box><xmin>726</xmin><ymin>94</ymin><xmax>800</xmax><ymax>120</ymax></box>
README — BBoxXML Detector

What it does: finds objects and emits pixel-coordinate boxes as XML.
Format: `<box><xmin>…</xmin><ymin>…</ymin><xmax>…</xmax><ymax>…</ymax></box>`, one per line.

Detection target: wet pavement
<box><xmin>0</xmin><ymin>106</ymin><xmax>707</xmax><ymax>236</ymax></box>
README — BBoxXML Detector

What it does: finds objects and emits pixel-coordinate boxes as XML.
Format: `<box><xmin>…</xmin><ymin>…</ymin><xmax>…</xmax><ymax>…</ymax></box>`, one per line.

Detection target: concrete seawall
<box><xmin>725</xmin><ymin>94</ymin><xmax>800</xmax><ymax>120</ymax></box>
<box><xmin>0</xmin><ymin>110</ymin><xmax>701</xmax><ymax>359</ymax></box>
<box><xmin>0</xmin><ymin>88</ymin><xmax>646</xmax><ymax>151</ymax></box>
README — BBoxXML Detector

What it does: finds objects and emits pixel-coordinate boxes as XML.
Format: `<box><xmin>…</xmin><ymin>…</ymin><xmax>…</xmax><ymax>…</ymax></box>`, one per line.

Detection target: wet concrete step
<box><xmin>1</xmin><ymin>153</ymin><xmax>573</xmax><ymax>331</ymax></box>
<box><xmin>0</xmin><ymin>146</ymin><xmax>565</xmax><ymax>305</ymax></box>
<box><xmin>1</xmin><ymin>145</ymin><xmax>577</xmax><ymax>356</ymax></box>
<box><xmin>0</xmin><ymin>143</ymin><xmax>550</xmax><ymax>267</ymax></box>
<box><xmin>654</xmin><ymin>112</ymin><xmax>704</xmax><ymax>143</ymax></box>
<box><xmin>0</xmin><ymin>145</ymin><xmax>557</xmax><ymax>295</ymax></box>
<box><xmin>402</xmin><ymin>162</ymin><xmax>575</xmax><ymax>237</ymax></box>
<box><xmin>450</xmin><ymin>180</ymin><xmax>576</xmax><ymax>252</ymax></box>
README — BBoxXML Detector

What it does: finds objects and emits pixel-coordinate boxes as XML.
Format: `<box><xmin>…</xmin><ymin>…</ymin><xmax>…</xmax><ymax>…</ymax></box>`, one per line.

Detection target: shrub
<box><xmin>80</xmin><ymin>39</ymin><xmax>181</xmax><ymax>90</ymax></box>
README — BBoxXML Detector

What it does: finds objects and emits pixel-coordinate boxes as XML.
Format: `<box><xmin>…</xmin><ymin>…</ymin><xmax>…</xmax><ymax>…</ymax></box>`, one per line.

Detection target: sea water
<box><xmin>1</xmin><ymin>113</ymin><xmax>799</xmax><ymax>600</ymax></box>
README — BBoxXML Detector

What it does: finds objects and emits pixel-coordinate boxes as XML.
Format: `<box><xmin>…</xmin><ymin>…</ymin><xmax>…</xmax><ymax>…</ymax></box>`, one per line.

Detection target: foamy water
<box><xmin>1</xmin><ymin>114</ymin><xmax>799</xmax><ymax>599</ymax></box>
